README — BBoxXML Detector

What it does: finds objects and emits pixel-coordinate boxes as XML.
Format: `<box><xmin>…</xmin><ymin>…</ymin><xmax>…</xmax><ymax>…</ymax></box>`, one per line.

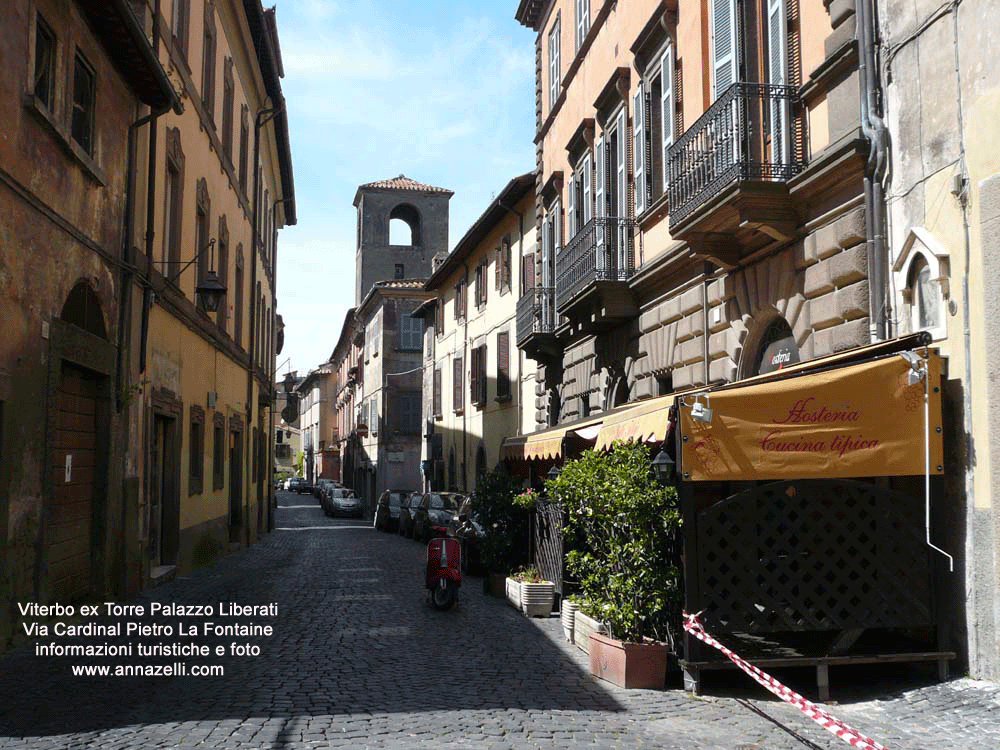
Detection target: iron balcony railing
<box><xmin>516</xmin><ymin>287</ymin><xmax>556</xmax><ymax>347</ymax></box>
<box><xmin>666</xmin><ymin>82</ymin><xmax>806</xmax><ymax>226</ymax></box>
<box><xmin>555</xmin><ymin>216</ymin><xmax>637</xmax><ymax>309</ymax></box>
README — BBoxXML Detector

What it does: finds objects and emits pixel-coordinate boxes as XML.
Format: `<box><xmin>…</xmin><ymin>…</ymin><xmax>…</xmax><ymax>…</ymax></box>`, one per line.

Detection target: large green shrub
<box><xmin>469</xmin><ymin>467</ymin><xmax>532</xmax><ymax>575</ymax></box>
<box><xmin>546</xmin><ymin>441</ymin><xmax>682</xmax><ymax>644</ymax></box>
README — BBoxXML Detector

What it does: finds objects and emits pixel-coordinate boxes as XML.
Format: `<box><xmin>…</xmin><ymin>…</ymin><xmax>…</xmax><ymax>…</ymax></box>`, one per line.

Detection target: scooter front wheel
<box><xmin>430</xmin><ymin>580</ymin><xmax>457</xmax><ymax>610</ymax></box>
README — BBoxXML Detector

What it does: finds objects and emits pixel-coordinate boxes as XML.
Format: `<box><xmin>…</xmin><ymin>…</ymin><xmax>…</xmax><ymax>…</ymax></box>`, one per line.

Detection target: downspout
<box><xmin>857</xmin><ymin>0</ymin><xmax>890</xmax><ymax>341</ymax></box>
<box><xmin>246</xmin><ymin>103</ymin><xmax>281</xmax><ymax>539</ymax></box>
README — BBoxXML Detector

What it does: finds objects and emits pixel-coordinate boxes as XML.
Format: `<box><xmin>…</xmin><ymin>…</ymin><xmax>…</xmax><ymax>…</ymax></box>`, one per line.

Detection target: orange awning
<box><xmin>594</xmin><ymin>396</ymin><xmax>674</xmax><ymax>450</ymax></box>
<box><xmin>677</xmin><ymin>349</ymin><xmax>944</xmax><ymax>481</ymax></box>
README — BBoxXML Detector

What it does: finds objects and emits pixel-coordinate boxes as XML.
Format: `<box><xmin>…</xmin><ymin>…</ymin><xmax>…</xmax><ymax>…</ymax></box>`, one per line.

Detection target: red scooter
<box><xmin>426</xmin><ymin>536</ymin><xmax>462</xmax><ymax>610</ymax></box>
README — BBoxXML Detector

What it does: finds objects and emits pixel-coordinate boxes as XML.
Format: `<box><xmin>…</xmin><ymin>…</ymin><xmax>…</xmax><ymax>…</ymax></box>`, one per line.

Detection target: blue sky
<box><xmin>273</xmin><ymin>0</ymin><xmax>536</xmax><ymax>378</ymax></box>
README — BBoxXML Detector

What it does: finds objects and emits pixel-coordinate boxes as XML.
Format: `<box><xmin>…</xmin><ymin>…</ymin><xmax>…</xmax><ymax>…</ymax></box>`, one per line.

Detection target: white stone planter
<box><xmin>561</xmin><ymin>600</ymin><xmax>579</xmax><ymax>642</ymax></box>
<box><xmin>505</xmin><ymin>577</ymin><xmax>555</xmax><ymax>617</ymax></box>
<box><xmin>573</xmin><ymin>610</ymin><xmax>607</xmax><ymax>655</ymax></box>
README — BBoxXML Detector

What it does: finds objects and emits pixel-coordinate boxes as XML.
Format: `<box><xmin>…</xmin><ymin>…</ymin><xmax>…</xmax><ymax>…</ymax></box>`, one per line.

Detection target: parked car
<box><xmin>285</xmin><ymin>477</ymin><xmax>306</xmax><ymax>493</ymax></box>
<box><xmin>412</xmin><ymin>492</ymin><xmax>466</xmax><ymax>543</ymax></box>
<box><xmin>314</xmin><ymin>478</ymin><xmax>337</xmax><ymax>502</ymax></box>
<box><xmin>295</xmin><ymin>478</ymin><xmax>314</xmax><ymax>495</ymax></box>
<box><xmin>374</xmin><ymin>490</ymin><xmax>409</xmax><ymax>532</ymax></box>
<box><xmin>397</xmin><ymin>492</ymin><xmax>424</xmax><ymax>538</ymax></box>
<box><xmin>324</xmin><ymin>487</ymin><xmax>362</xmax><ymax>518</ymax></box>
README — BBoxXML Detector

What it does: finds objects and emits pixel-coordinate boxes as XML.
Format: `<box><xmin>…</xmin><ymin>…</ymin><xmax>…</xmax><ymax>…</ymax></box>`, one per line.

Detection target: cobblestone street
<box><xmin>1</xmin><ymin>493</ymin><xmax>999</xmax><ymax>749</ymax></box>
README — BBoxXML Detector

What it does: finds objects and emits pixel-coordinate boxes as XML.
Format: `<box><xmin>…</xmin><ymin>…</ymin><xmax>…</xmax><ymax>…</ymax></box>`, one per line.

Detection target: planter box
<box><xmin>505</xmin><ymin>577</ymin><xmax>555</xmax><ymax>617</ymax></box>
<box><xmin>589</xmin><ymin>632</ymin><xmax>668</xmax><ymax>689</ymax></box>
<box><xmin>561</xmin><ymin>601</ymin><xmax>579</xmax><ymax>642</ymax></box>
<box><xmin>573</xmin><ymin>610</ymin><xmax>607</xmax><ymax>655</ymax></box>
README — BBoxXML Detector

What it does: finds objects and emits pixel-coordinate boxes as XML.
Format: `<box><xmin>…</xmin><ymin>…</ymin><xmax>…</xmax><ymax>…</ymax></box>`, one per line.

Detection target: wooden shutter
<box><xmin>633</xmin><ymin>88</ymin><xmax>646</xmax><ymax>215</ymax></box>
<box><xmin>567</xmin><ymin>169</ymin><xmax>576</xmax><ymax>237</ymax></box>
<box><xmin>453</xmin><ymin>356</ymin><xmax>463</xmax><ymax>411</ymax></box>
<box><xmin>553</xmin><ymin>199</ymin><xmax>562</xmax><ymax>254</ymax></box>
<box><xmin>495</xmin><ymin>247</ymin><xmax>501</xmax><ymax>290</ymax></box>
<box><xmin>767</xmin><ymin>0</ymin><xmax>789</xmax><ymax>162</ymax></box>
<box><xmin>582</xmin><ymin>152</ymin><xmax>592</xmax><ymax>224</ymax></box>
<box><xmin>615</xmin><ymin>108</ymin><xmax>627</xmax><ymax>220</ymax></box>
<box><xmin>478</xmin><ymin>344</ymin><xmax>488</xmax><ymax>405</ymax></box>
<box><xmin>469</xmin><ymin>348</ymin><xmax>480</xmax><ymax>407</ymax></box>
<box><xmin>523</xmin><ymin>252</ymin><xmax>535</xmax><ymax>291</ymax></box>
<box><xmin>497</xmin><ymin>332</ymin><xmax>510</xmax><ymax>399</ymax></box>
<box><xmin>661</xmin><ymin>46</ymin><xmax>675</xmax><ymax>193</ymax></box>
<box><xmin>433</xmin><ymin>367</ymin><xmax>441</xmax><ymax>417</ymax></box>
<box><xmin>712</xmin><ymin>0</ymin><xmax>738</xmax><ymax>99</ymax></box>
<box><xmin>595</xmin><ymin>135</ymin><xmax>605</xmax><ymax>218</ymax></box>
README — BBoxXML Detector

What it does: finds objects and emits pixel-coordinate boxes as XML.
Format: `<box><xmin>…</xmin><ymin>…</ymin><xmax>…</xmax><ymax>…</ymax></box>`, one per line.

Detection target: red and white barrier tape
<box><xmin>682</xmin><ymin>611</ymin><xmax>889</xmax><ymax>750</ymax></box>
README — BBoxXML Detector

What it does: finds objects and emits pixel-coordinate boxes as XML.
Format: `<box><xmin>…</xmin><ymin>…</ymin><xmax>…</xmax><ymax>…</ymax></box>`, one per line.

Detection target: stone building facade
<box><xmin>0</xmin><ymin>0</ymin><xmax>177</xmax><ymax>649</ymax></box>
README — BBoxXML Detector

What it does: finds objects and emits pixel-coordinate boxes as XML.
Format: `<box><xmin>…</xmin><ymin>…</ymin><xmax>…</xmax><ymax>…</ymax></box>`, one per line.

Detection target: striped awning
<box><xmin>594</xmin><ymin>396</ymin><xmax>674</xmax><ymax>451</ymax></box>
<box><xmin>500</xmin><ymin>415</ymin><xmax>604</xmax><ymax>461</ymax></box>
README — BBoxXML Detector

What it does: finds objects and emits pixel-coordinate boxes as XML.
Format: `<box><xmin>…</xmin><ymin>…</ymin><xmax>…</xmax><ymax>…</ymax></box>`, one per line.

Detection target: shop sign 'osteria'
<box><xmin>678</xmin><ymin>352</ymin><xmax>944</xmax><ymax>481</ymax></box>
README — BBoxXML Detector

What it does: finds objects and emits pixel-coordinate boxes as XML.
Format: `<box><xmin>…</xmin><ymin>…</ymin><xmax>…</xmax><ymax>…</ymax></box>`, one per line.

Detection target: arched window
<box><xmin>389</xmin><ymin>203</ymin><xmax>422</xmax><ymax>246</ymax></box>
<box><xmin>61</xmin><ymin>282</ymin><xmax>106</xmax><ymax>339</ymax></box>
<box><xmin>908</xmin><ymin>254</ymin><xmax>939</xmax><ymax>332</ymax></box>
<box><xmin>754</xmin><ymin>317</ymin><xmax>798</xmax><ymax>375</ymax></box>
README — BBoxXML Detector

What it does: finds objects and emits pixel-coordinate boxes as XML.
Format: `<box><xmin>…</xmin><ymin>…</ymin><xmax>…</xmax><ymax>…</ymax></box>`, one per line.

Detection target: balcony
<box><xmin>516</xmin><ymin>287</ymin><xmax>560</xmax><ymax>361</ymax></box>
<box><xmin>666</xmin><ymin>83</ymin><xmax>806</xmax><ymax>267</ymax></box>
<box><xmin>555</xmin><ymin>217</ymin><xmax>639</xmax><ymax>332</ymax></box>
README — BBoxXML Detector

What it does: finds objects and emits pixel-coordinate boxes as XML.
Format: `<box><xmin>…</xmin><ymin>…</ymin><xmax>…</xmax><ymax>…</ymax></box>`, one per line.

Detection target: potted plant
<box><xmin>469</xmin><ymin>468</ymin><xmax>533</xmax><ymax>596</ymax></box>
<box><xmin>505</xmin><ymin>566</ymin><xmax>555</xmax><ymax>617</ymax></box>
<box><xmin>547</xmin><ymin>441</ymin><xmax>682</xmax><ymax>689</ymax></box>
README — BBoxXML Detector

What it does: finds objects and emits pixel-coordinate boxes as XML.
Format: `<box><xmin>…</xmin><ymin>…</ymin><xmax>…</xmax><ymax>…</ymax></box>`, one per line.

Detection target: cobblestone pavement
<box><xmin>1</xmin><ymin>492</ymin><xmax>999</xmax><ymax>749</ymax></box>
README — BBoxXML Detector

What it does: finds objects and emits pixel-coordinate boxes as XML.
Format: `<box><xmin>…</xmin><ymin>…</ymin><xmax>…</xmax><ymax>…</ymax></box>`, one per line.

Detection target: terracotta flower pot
<box><xmin>589</xmin><ymin>632</ymin><xmax>668</xmax><ymax>689</ymax></box>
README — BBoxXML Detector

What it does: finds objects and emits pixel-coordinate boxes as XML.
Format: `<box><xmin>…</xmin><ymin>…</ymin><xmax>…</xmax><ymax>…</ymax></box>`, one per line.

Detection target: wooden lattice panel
<box><xmin>534</xmin><ymin>502</ymin><xmax>565</xmax><ymax>595</ymax></box>
<box><xmin>695</xmin><ymin>479</ymin><xmax>932</xmax><ymax>633</ymax></box>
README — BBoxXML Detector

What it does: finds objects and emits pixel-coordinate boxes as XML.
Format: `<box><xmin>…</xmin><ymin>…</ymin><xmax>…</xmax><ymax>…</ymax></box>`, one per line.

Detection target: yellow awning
<box><xmin>594</xmin><ymin>396</ymin><xmax>674</xmax><ymax>450</ymax></box>
<box><xmin>500</xmin><ymin>415</ymin><xmax>604</xmax><ymax>461</ymax></box>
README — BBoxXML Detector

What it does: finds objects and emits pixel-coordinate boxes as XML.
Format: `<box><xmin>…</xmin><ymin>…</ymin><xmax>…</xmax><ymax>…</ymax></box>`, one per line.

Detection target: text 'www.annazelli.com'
<box><xmin>70</xmin><ymin>663</ymin><xmax>224</xmax><ymax>676</ymax></box>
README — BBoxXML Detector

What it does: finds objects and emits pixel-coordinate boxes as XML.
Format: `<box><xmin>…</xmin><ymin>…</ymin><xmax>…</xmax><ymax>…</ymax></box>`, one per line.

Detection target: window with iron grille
<box><xmin>453</xmin><ymin>357</ymin><xmax>464</xmax><ymax>413</ymax></box>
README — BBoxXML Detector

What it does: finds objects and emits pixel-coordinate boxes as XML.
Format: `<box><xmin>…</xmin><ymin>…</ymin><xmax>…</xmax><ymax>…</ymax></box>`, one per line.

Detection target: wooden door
<box><xmin>49</xmin><ymin>363</ymin><xmax>98</xmax><ymax>601</ymax></box>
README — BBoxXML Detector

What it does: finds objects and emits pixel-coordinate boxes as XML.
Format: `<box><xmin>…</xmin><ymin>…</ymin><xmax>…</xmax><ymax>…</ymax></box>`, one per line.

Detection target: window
<box><xmin>216</xmin><ymin>216</ymin><xmax>228</xmax><ymax>330</ymax></box>
<box><xmin>33</xmin><ymin>16</ymin><xmax>56</xmax><ymax>109</ymax></box>
<box><xmin>453</xmin><ymin>357</ymin><xmax>464</xmax><ymax>413</ymax></box>
<box><xmin>234</xmin><ymin>245</ymin><xmax>244</xmax><ymax>347</ymax></box>
<box><xmin>172</xmin><ymin>0</ymin><xmax>190</xmax><ymax>58</ymax></box>
<box><xmin>541</xmin><ymin>201</ymin><xmax>561</xmax><ymax>290</ymax></box>
<box><xmin>202</xmin><ymin>4</ymin><xmax>217</xmax><ymax>121</ymax></box>
<box><xmin>711</xmin><ymin>0</ymin><xmax>740</xmax><ymax>100</ymax></box>
<box><xmin>454</xmin><ymin>280</ymin><xmax>466</xmax><ymax>320</ymax></box>
<box><xmin>222</xmin><ymin>58</ymin><xmax>234</xmax><ymax>162</ymax></box>
<box><xmin>635</xmin><ymin>44</ymin><xmax>675</xmax><ymax>212</ymax></box>
<box><xmin>71</xmin><ymin>52</ymin><xmax>95</xmax><ymax>154</ymax></box>
<box><xmin>399</xmin><ymin>315</ymin><xmax>422</xmax><ymax>350</ymax></box>
<box><xmin>548</xmin><ymin>16</ymin><xmax>561</xmax><ymax>109</ymax></box>
<box><xmin>568</xmin><ymin>152</ymin><xmax>592</xmax><ymax>238</ymax></box>
<box><xmin>521</xmin><ymin>252</ymin><xmax>535</xmax><ymax>292</ymax></box>
<box><xmin>433</xmin><ymin>367</ymin><xmax>442</xmax><ymax>418</ymax></box>
<box><xmin>496</xmin><ymin>236</ymin><xmax>512</xmax><ymax>295</ymax></box>
<box><xmin>372</xmin><ymin>315</ymin><xmax>379</xmax><ymax>357</ymax></box>
<box><xmin>195</xmin><ymin>179</ymin><xmax>211</xmax><ymax>307</ymax></box>
<box><xmin>496</xmin><ymin>332</ymin><xmax>510</xmax><ymax>401</ymax></box>
<box><xmin>189</xmin><ymin>405</ymin><xmax>205</xmax><ymax>495</ymax></box>
<box><xmin>434</xmin><ymin>299</ymin><xmax>444</xmax><ymax>339</ymax></box>
<box><xmin>163</xmin><ymin>128</ymin><xmax>184</xmax><ymax>270</ymax></box>
<box><xmin>394</xmin><ymin>263</ymin><xmax>404</xmax><ymax>279</ymax></box>
<box><xmin>213</xmin><ymin>416</ymin><xmax>225</xmax><ymax>490</ymax></box>
<box><xmin>398</xmin><ymin>392</ymin><xmax>421</xmax><ymax>434</ymax></box>
<box><xmin>475</xmin><ymin>259</ymin><xmax>488</xmax><ymax>307</ymax></box>
<box><xmin>575</xmin><ymin>0</ymin><xmax>590</xmax><ymax>52</ymax></box>
<box><xmin>470</xmin><ymin>344</ymin><xmax>487</xmax><ymax>407</ymax></box>
<box><xmin>239</xmin><ymin>105</ymin><xmax>249</xmax><ymax>195</ymax></box>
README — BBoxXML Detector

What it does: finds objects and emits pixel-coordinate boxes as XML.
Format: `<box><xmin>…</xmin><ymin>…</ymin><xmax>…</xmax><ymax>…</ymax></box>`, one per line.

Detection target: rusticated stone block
<box><xmin>680</xmin><ymin>285</ymin><xmax>704</xmax><ymax>316</ymax></box>
<box><xmin>831</xmin><ymin>317</ymin><xmax>872</xmax><ymax>351</ymax></box>
<box><xmin>836</xmin><ymin>206</ymin><xmax>866</xmax><ymax>249</ymax></box>
<box><xmin>828</xmin><ymin>0</ymin><xmax>855</xmax><ymax>27</ymax></box>
<box><xmin>660</xmin><ymin>295</ymin><xmax>682</xmax><ymax>323</ymax></box>
<box><xmin>678</xmin><ymin>337</ymin><xmax>703</xmax><ymax>366</ymax></box>
<box><xmin>824</xmin><ymin>14</ymin><xmax>856</xmax><ymax>58</ymax></box>
<box><xmin>639</xmin><ymin>307</ymin><xmax>660</xmax><ymax>332</ymax></box>
<box><xmin>829</xmin><ymin>244</ymin><xmax>868</xmax><ymax>287</ymax></box>
<box><xmin>709</xmin><ymin>357</ymin><xmax>737</xmax><ymax>384</ymax></box>
<box><xmin>812</xmin><ymin>327</ymin><xmax>834</xmax><ymax>357</ymax></box>
<box><xmin>804</xmin><ymin>261</ymin><xmax>835</xmax><ymax>299</ymax></box>
<box><xmin>809</xmin><ymin>291</ymin><xmax>841</xmax><ymax>331</ymax></box>
<box><xmin>836</xmin><ymin>280</ymin><xmax>869</xmax><ymax>320</ymax></box>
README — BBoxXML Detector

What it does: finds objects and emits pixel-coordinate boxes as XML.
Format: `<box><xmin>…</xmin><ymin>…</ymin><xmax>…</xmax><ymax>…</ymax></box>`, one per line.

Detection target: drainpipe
<box><xmin>857</xmin><ymin>0</ymin><xmax>890</xmax><ymax>341</ymax></box>
<box><xmin>246</xmin><ymin>103</ymin><xmax>281</xmax><ymax>538</ymax></box>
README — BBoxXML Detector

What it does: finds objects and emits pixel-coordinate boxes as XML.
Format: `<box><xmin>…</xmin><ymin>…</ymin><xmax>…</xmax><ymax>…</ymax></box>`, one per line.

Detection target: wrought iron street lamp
<box><xmin>651</xmin><ymin>445</ymin><xmax>675</xmax><ymax>485</ymax></box>
<box><xmin>153</xmin><ymin>238</ymin><xmax>227</xmax><ymax>313</ymax></box>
